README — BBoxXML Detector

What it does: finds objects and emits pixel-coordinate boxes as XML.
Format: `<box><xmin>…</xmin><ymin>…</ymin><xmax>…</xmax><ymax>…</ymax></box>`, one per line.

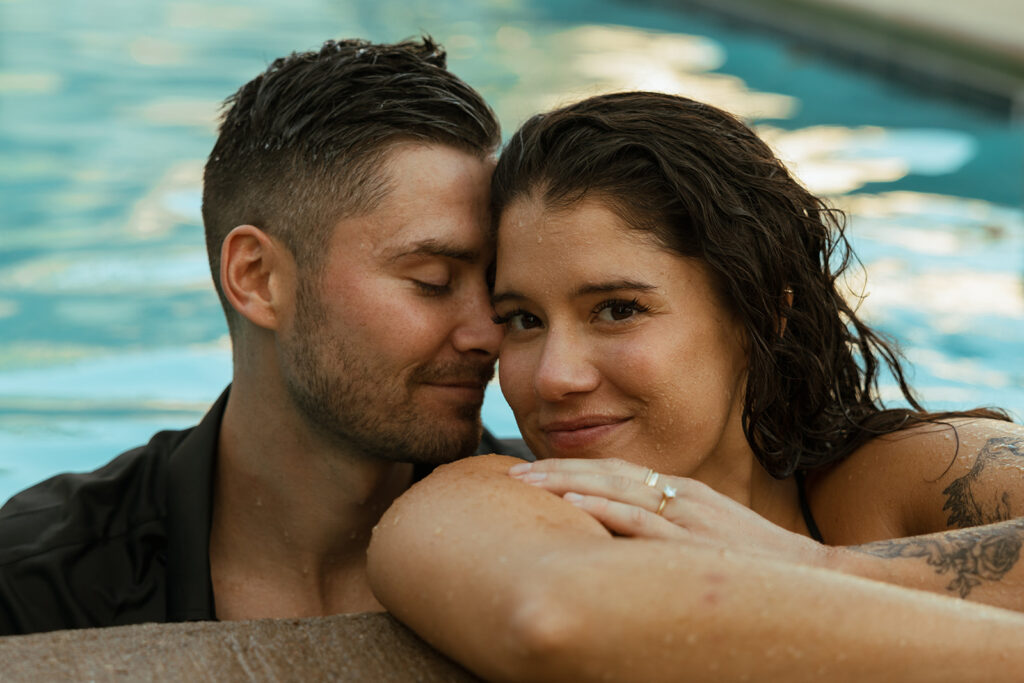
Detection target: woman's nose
<box><xmin>533</xmin><ymin>330</ymin><xmax>600</xmax><ymax>402</ymax></box>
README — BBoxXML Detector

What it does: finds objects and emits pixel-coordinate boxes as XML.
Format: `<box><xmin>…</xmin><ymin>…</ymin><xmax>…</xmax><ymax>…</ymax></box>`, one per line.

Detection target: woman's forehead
<box><xmin>497</xmin><ymin>194</ymin><xmax>661</xmax><ymax>249</ymax></box>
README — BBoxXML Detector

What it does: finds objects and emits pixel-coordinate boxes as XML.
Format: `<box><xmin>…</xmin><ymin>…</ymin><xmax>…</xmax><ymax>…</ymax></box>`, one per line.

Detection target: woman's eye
<box><xmin>594</xmin><ymin>299</ymin><xmax>649</xmax><ymax>323</ymax></box>
<box><xmin>492</xmin><ymin>309</ymin><xmax>542</xmax><ymax>332</ymax></box>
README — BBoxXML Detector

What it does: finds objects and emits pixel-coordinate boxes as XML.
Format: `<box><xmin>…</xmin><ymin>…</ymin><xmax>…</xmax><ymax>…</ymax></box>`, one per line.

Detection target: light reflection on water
<box><xmin>0</xmin><ymin>3</ymin><xmax>1021</xmax><ymax>499</ymax></box>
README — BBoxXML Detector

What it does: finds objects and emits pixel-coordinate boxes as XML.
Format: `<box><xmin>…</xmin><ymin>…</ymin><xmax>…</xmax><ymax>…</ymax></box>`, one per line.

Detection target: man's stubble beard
<box><xmin>281</xmin><ymin>277</ymin><xmax>491</xmax><ymax>465</ymax></box>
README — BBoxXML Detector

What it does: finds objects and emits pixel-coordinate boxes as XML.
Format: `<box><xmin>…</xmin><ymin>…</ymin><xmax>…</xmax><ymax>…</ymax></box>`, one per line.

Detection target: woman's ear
<box><xmin>778</xmin><ymin>286</ymin><xmax>794</xmax><ymax>337</ymax></box>
<box><xmin>220</xmin><ymin>225</ymin><xmax>293</xmax><ymax>331</ymax></box>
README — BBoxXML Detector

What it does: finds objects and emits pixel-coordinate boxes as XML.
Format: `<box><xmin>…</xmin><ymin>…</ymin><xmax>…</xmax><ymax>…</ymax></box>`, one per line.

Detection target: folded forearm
<box><xmin>370</xmin><ymin>457</ymin><xmax>1024</xmax><ymax>682</ymax></box>
<box><xmin>487</xmin><ymin>539</ymin><xmax>1024</xmax><ymax>683</ymax></box>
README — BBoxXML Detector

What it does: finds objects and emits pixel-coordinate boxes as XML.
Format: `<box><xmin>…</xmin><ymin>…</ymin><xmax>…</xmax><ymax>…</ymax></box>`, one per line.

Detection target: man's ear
<box><xmin>220</xmin><ymin>225</ymin><xmax>293</xmax><ymax>331</ymax></box>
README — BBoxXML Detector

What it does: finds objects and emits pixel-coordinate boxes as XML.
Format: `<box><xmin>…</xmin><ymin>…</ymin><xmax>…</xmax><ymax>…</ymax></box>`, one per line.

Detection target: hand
<box><xmin>509</xmin><ymin>458</ymin><xmax>831</xmax><ymax>568</ymax></box>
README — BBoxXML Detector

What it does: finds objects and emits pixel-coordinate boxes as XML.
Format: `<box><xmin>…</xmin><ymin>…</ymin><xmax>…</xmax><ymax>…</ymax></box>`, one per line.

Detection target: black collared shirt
<box><xmin>0</xmin><ymin>387</ymin><xmax>528</xmax><ymax>636</ymax></box>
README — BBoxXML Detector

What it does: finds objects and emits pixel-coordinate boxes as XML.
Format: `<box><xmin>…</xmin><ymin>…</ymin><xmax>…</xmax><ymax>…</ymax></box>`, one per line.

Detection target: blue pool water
<box><xmin>1</xmin><ymin>0</ymin><xmax>1022</xmax><ymax>501</ymax></box>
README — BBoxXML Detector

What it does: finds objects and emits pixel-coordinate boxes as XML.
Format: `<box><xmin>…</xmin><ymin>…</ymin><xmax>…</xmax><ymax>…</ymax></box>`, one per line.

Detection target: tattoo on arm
<box><xmin>852</xmin><ymin>436</ymin><xmax>1024</xmax><ymax>599</ymax></box>
<box><xmin>851</xmin><ymin>521</ymin><xmax>1024</xmax><ymax>598</ymax></box>
<box><xmin>942</xmin><ymin>436</ymin><xmax>1023</xmax><ymax>527</ymax></box>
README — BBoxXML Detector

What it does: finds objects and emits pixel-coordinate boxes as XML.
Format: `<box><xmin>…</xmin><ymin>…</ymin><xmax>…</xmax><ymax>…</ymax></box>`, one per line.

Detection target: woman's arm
<box><xmin>817</xmin><ymin>419</ymin><xmax>1024</xmax><ymax>606</ymax></box>
<box><xmin>368</xmin><ymin>454</ymin><xmax>1024</xmax><ymax>683</ymax></box>
<box><xmin>504</xmin><ymin>419</ymin><xmax>1024</xmax><ymax>610</ymax></box>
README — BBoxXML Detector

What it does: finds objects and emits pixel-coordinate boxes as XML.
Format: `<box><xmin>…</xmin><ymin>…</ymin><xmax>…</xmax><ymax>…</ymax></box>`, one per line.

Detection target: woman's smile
<box><xmin>538</xmin><ymin>415</ymin><xmax>634</xmax><ymax>453</ymax></box>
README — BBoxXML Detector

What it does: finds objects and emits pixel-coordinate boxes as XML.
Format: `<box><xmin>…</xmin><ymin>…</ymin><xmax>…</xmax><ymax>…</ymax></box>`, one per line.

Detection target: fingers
<box><xmin>509</xmin><ymin>457</ymin><xmax>647</xmax><ymax>480</ymax></box>
<box><xmin>562</xmin><ymin>493</ymin><xmax>687</xmax><ymax>540</ymax></box>
<box><xmin>511</xmin><ymin>466</ymin><xmax>664</xmax><ymax>510</ymax></box>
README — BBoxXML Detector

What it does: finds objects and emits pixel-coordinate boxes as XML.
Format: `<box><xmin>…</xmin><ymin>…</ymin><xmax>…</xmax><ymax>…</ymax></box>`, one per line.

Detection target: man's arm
<box><xmin>368</xmin><ymin>455</ymin><xmax>1024</xmax><ymax>683</ymax></box>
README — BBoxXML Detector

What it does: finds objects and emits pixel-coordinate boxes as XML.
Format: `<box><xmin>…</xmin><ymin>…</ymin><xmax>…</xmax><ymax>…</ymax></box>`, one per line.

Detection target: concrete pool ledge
<box><xmin>0</xmin><ymin>613</ymin><xmax>480</xmax><ymax>681</ymax></box>
<box><xmin>652</xmin><ymin>0</ymin><xmax>1024</xmax><ymax>119</ymax></box>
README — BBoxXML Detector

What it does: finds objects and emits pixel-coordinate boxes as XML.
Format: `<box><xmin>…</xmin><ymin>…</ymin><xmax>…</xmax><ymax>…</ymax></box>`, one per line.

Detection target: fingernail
<box><xmin>508</xmin><ymin>463</ymin><xmax>532</xmax><ymax>476</ymax></box>
<box><xmin>564</xmin><ymin>492</ymin><xmax>584</xmax><ymax>504</ymax></box>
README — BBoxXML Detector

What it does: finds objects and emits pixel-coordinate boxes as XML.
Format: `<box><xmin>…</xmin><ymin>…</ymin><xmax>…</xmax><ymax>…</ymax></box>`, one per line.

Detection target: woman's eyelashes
<box><xmin>592</xmin><ymin>297</ymin><xmax>649</xmax><ymax>323</ymax></box>
<box><xmin>492</xmin><ymin>298</ymin><xmax>651</xmax><ymax>332</ymax></box>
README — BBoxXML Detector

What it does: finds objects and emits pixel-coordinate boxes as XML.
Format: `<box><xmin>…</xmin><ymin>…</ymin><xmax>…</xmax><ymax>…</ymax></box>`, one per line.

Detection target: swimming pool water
<box><xmin>1</xmin><ymin>0</ymin><xmax>1022</xmax><ymax>500</ymax></box>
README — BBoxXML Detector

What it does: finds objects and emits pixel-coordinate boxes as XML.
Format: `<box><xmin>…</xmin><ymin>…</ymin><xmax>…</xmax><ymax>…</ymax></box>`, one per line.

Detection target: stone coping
<box><xmin>0</xmin><ymin>613</ymin><xmax>480</xmax><ymax>682</ymax></box>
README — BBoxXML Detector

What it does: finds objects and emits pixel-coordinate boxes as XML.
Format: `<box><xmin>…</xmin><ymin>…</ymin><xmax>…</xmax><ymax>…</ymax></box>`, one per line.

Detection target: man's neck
<box><xmin>209</xmin><ymin>379</ymin><xmax>415</xmax><ymax>620</ymax></box>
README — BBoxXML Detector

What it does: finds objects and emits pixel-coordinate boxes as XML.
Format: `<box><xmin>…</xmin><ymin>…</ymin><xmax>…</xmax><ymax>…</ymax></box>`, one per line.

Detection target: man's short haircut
<box><xmin>201</xmin><ymin>37</ymin><xmax>501</xmax><ymax>332</ymax></box>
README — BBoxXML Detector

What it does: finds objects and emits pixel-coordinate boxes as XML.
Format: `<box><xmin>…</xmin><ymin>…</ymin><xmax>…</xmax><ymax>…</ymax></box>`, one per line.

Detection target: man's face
<box><xmin>281</xmin><ymin>143</ymin><xmax>501</xmax><ymax>464</ymax></box>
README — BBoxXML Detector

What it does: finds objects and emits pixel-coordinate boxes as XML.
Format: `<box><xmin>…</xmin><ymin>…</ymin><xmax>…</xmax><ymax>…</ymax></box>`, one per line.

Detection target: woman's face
<box><xmin>493</xmin><ymin>195</ymin><xmax>752</xmax><ymax>477</ymax></box>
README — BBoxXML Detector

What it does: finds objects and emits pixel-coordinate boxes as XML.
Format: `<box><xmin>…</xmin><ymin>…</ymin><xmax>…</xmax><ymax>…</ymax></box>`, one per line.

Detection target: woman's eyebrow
<box><xmin>491</xmin><ymin>290</ymin><xmax>523</xmax><ymax>306</ymax></box>
<box><xmin>573</xmin><ymin>279</ymin><xmax>656</xmax><ymax>297</ymax></box>
<box><xmin>492</xmin><ymin>280</ymin><xmax>656</xmax><ymax>307</ymax></box>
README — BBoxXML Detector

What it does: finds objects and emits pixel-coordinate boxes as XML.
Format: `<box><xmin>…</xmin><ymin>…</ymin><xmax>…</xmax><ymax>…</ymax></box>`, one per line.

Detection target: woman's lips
<box><xmin>539</xmin><ymin>416</ymin><xmax>631</xmax><ymax>452</ymax></box>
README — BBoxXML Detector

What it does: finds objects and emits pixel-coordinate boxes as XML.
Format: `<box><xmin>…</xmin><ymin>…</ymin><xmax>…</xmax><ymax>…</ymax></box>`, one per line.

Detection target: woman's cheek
<box><xmin>497</xmin><ymin>345</ymin><xmax>536</xmax><ymax>415</ymax></box>
<box><xmin>601</xmin><ymin>336</ymin><xmax>663</xmax><ymax>394</ymax></box>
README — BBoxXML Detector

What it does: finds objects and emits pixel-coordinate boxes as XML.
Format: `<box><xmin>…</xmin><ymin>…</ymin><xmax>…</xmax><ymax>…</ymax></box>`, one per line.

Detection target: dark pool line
<box><xmin>637</xmin><ymin>0</ymin><xmax>1024</xmax><ymax>120</ymax></box>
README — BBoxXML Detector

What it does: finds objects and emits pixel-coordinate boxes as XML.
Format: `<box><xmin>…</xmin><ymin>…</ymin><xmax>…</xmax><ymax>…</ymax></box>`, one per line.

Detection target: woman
<box><xmin>367</xmin><ymin>92</ymin><xmax>1024</xmax><ymax>681</ymax></box>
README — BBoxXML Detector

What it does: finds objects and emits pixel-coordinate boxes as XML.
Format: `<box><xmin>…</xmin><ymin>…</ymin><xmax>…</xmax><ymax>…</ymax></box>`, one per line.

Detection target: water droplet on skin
<box><xmin>392</xmin><ymin>515</ymin><xmax>402</xmax><ymax>526</ymax></box>
<box><xmin>434</xmin><ymin>526</ymin><xmax>443</xmax><ymax>535</ymax></box>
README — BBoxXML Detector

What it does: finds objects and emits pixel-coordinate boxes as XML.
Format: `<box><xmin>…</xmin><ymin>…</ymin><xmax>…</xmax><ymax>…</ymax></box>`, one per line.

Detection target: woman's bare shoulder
<box><xmin>811</xmin><ymin>418</ymin><xmax>1024</xmax><ymax>542</ymax></box>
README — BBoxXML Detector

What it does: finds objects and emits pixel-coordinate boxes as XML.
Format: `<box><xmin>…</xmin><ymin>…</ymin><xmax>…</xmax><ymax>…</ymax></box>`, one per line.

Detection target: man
<box><xmin>0</xmin><ymin>37</ymin><xmax>522</xmax><ymax>634</ymax></box>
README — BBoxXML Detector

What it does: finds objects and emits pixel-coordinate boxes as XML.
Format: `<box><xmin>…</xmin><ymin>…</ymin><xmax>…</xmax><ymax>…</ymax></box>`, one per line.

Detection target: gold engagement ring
<box><xmin>656</xmin><ymin>485</ymin><xmax>677</xmax><ymax>515</ymax></box>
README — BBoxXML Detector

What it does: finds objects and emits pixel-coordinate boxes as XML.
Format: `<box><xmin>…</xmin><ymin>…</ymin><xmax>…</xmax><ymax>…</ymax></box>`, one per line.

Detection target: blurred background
<box><xmin>1</xmin><ymin>0</ymin><xmax>1022</xmax><ymax>500</ymax></box>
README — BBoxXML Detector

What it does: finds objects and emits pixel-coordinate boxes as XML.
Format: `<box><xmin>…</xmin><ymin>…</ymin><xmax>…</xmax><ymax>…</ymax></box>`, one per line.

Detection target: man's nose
<box><xmin>451</xmin><ymin>287</ymin><xmax>503</xmax><ymax>357</ymax></box>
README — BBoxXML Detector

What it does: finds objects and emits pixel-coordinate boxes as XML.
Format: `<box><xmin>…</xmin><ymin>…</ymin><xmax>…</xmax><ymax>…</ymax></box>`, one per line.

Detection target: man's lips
<box><xmin>538</xmin><ymin>416</ymin><xmax>631</xmax><ymax>450</ymax></box>
<box><xmin>423</xmin><ymin>380</ymin><xmax>489</xmax><ymax>401</ymax></box>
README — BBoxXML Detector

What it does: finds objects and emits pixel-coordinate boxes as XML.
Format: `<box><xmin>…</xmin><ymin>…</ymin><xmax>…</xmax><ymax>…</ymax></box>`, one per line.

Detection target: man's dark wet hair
<box><xmin>202</xmin><ymin>37</ymin><xmax>500</xmax><ymax>333</ymax></box>
<box><xmin>492</xmin><ymin>91</ymin><xmax>1010</xmax><ymax>478</ymax></box>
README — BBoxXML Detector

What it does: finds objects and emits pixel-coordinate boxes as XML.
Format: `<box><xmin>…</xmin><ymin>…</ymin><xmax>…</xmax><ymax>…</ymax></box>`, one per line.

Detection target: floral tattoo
<box><xmin>852</xmin><ymin>437</ymin><xmax>1024</xmax><ymax>598</ymax></box>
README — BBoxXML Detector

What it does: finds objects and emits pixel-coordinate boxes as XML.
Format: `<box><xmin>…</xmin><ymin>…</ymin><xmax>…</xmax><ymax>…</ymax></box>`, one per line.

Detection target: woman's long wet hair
<box><xmin>491</xmin><ymin>91</ymin><xmax>1010</xmax><ymax>479</ymax></box>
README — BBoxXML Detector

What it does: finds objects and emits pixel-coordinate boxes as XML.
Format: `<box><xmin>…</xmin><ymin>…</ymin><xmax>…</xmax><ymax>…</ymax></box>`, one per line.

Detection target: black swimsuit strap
<box><xmin>794</xmin><ymin>469</ymin><xmax>825</xmax><ymax>543</ymax></box>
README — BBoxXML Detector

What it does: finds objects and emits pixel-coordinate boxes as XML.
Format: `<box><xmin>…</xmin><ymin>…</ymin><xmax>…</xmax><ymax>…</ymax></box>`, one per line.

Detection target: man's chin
<box><xmin>379</xmin><ymin>412</ymin><xmax>482</xmax><ymax>466</ymax></box>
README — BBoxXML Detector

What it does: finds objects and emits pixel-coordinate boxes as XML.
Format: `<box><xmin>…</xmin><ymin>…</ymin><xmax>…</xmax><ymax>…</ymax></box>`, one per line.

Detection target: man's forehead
<box><xmin>329</xmin><ymin>142</ymin><xmax>494</xmax><ymax>261</ymax></box>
